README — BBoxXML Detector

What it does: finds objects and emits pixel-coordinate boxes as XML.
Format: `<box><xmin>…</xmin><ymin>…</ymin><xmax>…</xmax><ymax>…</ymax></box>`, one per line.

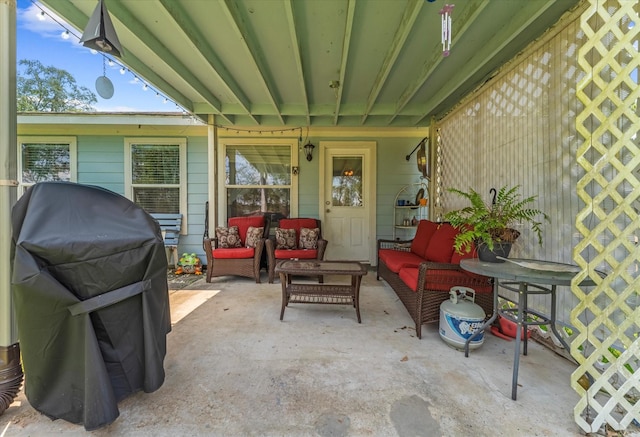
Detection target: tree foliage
<box><xmin>17</xmin><ymin>59</ymin><xmax>97</xmax><ymax>112</ymax></box>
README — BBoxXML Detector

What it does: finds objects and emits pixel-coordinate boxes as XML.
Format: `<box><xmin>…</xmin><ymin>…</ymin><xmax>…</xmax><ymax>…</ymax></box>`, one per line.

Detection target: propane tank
<box><xmin>439</xmin><ymin>287</ymin><xmax>486</xmax><ymax>350</ymax></box>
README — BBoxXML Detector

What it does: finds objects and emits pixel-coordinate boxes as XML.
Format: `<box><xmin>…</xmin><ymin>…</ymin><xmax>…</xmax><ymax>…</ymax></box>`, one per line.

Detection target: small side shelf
<box><xmin>393</xmin><ymin>182</ymin><xmax>428</xmax><ymax>240</ymax></box>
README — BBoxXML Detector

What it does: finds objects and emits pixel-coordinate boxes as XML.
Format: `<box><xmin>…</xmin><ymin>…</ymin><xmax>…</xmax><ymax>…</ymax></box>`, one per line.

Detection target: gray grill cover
<box><xmin>11</xmin><ymin>182</ymin><xmax>171</xmax><ymax>430</ymax></box>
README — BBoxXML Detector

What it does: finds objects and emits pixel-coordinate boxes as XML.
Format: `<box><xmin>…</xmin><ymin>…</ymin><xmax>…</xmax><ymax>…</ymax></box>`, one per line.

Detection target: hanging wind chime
<box><xmin>440</xmin><ymin>4</ymin><xmax>454</xmax><ymax>57</ymax></box>
<box><xmin>95</xmin><ymin>57</ymin><xmax>114</xmax><ymax>99</ymax></box>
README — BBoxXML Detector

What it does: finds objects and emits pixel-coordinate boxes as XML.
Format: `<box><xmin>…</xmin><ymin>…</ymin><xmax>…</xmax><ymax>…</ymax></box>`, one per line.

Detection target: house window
<box><xmin>17</xmin><ymin>136</ymin><xmax>77</xmax><ymax>194</ymax></box>
<box><xmin>125</xmin><ymin>138</ymin><xmax>187</xmax><ymax>217</ymax></box>
<box><xmin>222</xmin><ymin>141</ymin><xmax>297</xmax><ymax>227</ymax></box>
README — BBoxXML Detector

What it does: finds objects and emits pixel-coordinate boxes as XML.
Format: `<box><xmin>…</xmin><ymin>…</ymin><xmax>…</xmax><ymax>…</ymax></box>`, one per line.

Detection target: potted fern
<box><xmin>443</xmin><ymin>185</ymin><xmax>549</xmax><ymax>262</ymax></box>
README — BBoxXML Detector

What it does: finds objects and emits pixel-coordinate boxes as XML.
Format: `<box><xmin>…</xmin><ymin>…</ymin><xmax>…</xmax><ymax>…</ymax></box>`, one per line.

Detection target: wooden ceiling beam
<box><xmin>387</xmin><ymin>0</ymin><xmax>490</xmax><ymax>124</ymax></box>
<box><xmin>334</xmin><ymin>0</ymin><xmax>356</xmax><ymax>126</ymax></box>
<box><xmin>221</xmin><ymin>0</ymin><xmax>284</xmax><ymax>125</ymax></box>
<box><xmin>361</xmin><ymin>0</ymin><xmax>423</xmax><ymax>125</ymax></box>
<box><xmin>413</xmin><ymin>0</ymin><xmax>566</xmax><ymax>124</ymax></box>
<box><xmin>283</xmin><ymin>0</ymin><xmax>310</xmax><ymax>126</ymax></box>
<box><xmin>157</xmin><ymin>0</ymin><xmax>258</xmax><ymax>125</ymax></box>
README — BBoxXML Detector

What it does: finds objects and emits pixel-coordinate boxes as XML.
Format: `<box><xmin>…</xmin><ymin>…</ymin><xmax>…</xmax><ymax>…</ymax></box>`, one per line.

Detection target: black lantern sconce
<box><xmin>304</xmin><ymin>142</ymin><xmax>315</xmax><ymax>161</ymax></box>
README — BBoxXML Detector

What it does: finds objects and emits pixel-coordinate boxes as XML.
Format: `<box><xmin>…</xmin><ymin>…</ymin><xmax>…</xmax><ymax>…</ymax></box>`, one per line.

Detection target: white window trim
<box><xmin>217</xmin><ymin>138</ymin><xmax>299</xmax><ymax>225</ymax></box>
<box><xmin>124</xmin><ymin>137</ymin><xmax>188</xmax><ymax>233</ymax></box>
<box><xmin>16</xmin><ymin>136</ymin><xmax>77</xmax><ymax>196</ymax></box>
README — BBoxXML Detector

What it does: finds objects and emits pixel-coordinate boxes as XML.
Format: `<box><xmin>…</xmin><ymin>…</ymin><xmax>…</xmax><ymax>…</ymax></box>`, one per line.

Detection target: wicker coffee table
<box><xmin>275</xmin><ymin>260</ymin><xmax>368</xmax><ymax>322</ymax></box>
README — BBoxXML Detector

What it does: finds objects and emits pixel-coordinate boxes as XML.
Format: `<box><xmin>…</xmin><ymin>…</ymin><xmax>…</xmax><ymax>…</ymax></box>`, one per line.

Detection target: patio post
<box><xmin>0</xmin><ymin>0</ymin><xmax>22</xmax><ymax>416</ymax></box>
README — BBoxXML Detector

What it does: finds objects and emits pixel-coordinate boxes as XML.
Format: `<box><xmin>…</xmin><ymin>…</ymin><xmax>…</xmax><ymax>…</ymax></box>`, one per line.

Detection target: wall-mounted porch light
<box><xmin>304</xmin><ymin>142</ymin><xmax>315</xmax><ymax>161</ymax></box>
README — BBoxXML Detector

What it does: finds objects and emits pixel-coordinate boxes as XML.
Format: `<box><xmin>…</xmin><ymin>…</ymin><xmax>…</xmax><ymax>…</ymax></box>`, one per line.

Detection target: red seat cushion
<box><xmin>278</xmin><ymin>218</ymin><xmax>319</xmax><ymax>243</ymax></box>
<box><xmin>212</xmin><ymin>247</ymin><xmax>255</xmax><ymax>259</ymax></box>
<box><xmin>228</xmin><ymin>216</ymin><xmax>265</xmax><ymax>244</ymax></box>
<box><xmin>378</xmin><ymin>249</ymin><xmax>424</xmax><ymax>273</ymax></box>
<box><xmin>398</xmin><ymin>266</ymin><xmax>492</xmax><ymax>293</ymax></box>
<box><xmin>274</xmin><ymin>248</ymin><xmax>318</xmax><ymax>259</ymax></box>
<box><xmin>424</xmin><ymin>223</ymin><xmax>459</xmax><ymax>263</ymax></box>
<box><xmin>410</xmin><ymin>220</ymin><xmax>438</xmax><ymax>258</ymax></box>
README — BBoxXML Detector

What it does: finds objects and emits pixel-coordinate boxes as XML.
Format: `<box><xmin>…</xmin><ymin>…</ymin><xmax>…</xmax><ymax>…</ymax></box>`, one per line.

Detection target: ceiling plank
<box><xmin>105</xmin><ymin>0</ymin><xmax>234</xmax><ymax>123</ymax></box>
<box><xmin>221</xmin><ymin>0</ymin><xmax>284</xmax><ymax>125</ymax></box>
<box><xmin>37</xmin><ymin>0</ymin><xmax>200</xmax><ymax>116</ymax></box>
<box><xmin>387</xmin><ymin>0</ymin><xmax>490</xmax><ymax>124</ymax></box>
<box><xmin>157</xmin><ymin>0</ymin><xmax>258</xmax><ymax>125</ymax></box>
<box><xmin>361</xmin><ymin>0</ymin><xmax>423</xmax><ymax>124</ymax></box>
<box><xmin>334</xmin><ymin>0</ymin><xmax>356</xmax><ymax>126</ymax></box>
<box><xmin>283</xmin><ymin>0</ymin><xmax>309</xmax><ymax>126</ymax></box>
<box><xmin>414</xmin><ymin>0</ymin><xmax>567</xmax><ymax>124</ymax></box>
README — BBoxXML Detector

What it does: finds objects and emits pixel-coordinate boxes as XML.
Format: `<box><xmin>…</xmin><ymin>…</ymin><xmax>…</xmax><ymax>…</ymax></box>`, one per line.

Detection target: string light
<box><xmin>27</xmin><ymin>0</ymin><xmax>316</xmax><ymax>131</ymax></box>
<box><xmin>28</xmin><ymin>0</ymin><xmax>184</xmax><ymax>112</ymax></box>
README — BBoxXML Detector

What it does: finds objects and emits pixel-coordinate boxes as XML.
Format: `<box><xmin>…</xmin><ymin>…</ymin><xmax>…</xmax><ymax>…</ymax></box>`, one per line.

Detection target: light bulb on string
<box><xmin>107</xmin><ymin>59</ymin><xmax>114</xmax><ymax>67</ymax></box>
<box><xmin>61</xmin><ymin>30</ymin><xmax>70</xmax><ymax>40</ymax></box>
<box><xmin>120</xmin><ymin>67</ymin><xmax>126</xmax><ymax>74</ymax></box>
<box><xmin>38</xmin><ymin>11</ymin><xmax>45</xmax><ymax>21</ymax></box>
<box><xmin>142</xmin><ymin>84</ymin><xmax>148</xmax><ymax>91</ymax></box>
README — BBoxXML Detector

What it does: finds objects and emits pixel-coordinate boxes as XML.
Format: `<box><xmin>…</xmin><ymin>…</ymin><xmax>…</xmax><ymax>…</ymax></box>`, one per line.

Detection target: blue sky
<box><xmin>17</xmin><ymin>0</ymin><xmax>173</xmax><ymax>112</ymax></box>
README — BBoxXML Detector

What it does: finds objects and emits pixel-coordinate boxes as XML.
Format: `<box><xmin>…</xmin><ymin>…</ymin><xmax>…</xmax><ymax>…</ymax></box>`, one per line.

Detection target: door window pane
<box><xmin>332</xmin><ymin>156</ymin><xmax>363</xmax><ymax>207</ymax></box>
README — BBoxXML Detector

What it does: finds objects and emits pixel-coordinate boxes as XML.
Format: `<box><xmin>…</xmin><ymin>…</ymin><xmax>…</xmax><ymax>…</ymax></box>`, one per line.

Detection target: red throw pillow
<box><xmin>279</xmin><ymin>218</ymin><xmax>318</xmax><ymax>242</ymax></box>
<box><xmin>424</xmin><ymin>222</ymin><xmax>458</xmax><ymax>263</ymax></box>
<box><xmin>410</xmin><ymin>220</ymin><xmax>438</xmax><ymax>257</ymax></box>
<box><xmin>229</xmin><ymin>216</ymin><xmax>265</xmax><ymax>244</ymax></box>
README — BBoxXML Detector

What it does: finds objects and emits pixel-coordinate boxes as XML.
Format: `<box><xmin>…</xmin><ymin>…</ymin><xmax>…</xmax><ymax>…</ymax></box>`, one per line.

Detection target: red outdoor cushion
<box><xmin>378</xmin><ymin>249</ymin><xmax>424</xmax><ymax>273</ymax></box>
<box><xmin>229</xmin><ymin>216</ymin><xmax>265</xmax><ymax>244</ymax></box>
<box><xmin>424</xmin><ymin>223</ymin><xmax>459</xmax><ymax>263</ymax></box>
<box><xmin>279</xmin><ymin>218</ymin><xmax>319</xmax><ymax>241</ymax></box>
<box><xmin>274</xmin><ymin>248</ymin><xmax>318</xmax><ymax>259</ymax></box>
<box><xmin>398</xmin><ymin>266</ymin><xmax>492</xmax><ymax>293</ymax></box>
<box><xmin>410</xmin><ymin>220</ymin><xmax>438</xmax><ymax>258</ymax></box>
<box><xmin>212</xmin><ymin>247</ymin><xmax>255</xmax><ymax>259</ymax></box>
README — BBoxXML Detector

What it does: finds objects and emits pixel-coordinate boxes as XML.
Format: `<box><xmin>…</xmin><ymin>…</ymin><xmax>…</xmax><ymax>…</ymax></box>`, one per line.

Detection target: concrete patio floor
<box><xmin>2</xmin><ymin>268</ymin><xmax>637</xmax><ymax>436</ymax></box>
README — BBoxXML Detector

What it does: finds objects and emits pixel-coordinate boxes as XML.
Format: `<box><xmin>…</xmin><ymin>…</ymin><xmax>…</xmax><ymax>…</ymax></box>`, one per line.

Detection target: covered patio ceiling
<box><xmin>39</xmin><ymin>0</ymin><xmax>580</xmax><ymax>127</ymax></box>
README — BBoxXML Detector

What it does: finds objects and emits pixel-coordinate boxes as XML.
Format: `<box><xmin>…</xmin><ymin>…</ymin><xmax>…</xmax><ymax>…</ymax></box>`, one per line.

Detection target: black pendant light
<box><xmin>80</xmin><ymin>0</ymin><xmax>123</xmax><ymax>58</ymax></box>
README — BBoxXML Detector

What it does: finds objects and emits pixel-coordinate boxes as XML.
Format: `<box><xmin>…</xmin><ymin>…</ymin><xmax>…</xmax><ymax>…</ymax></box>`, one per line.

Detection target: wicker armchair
<box><xmin>266</xmin><ymin>218</ymin><xmax>327</xmax><ymax>283</ymax></box>
<box><xmin>204</xmin><ymin>215</ymin><xmax>271</xmax><ymax>283</ymax></box>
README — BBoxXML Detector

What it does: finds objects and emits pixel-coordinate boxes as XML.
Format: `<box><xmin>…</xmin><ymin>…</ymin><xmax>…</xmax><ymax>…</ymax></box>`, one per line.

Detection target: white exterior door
<box><xmin>319</xmin><ymin>141</ymin><xmax>376</xmax><ymax>263</ymax></box>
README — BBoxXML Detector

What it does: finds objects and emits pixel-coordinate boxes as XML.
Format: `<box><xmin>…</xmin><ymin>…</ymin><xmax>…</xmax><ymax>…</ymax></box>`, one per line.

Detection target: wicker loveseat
<box><xmin>266</xmin><ymin>217</ymin><xmax>327</xmax><ymax>283</ymax></box>
<box><xmin>377</xmin><ymin>220</ymin><xmax>493</xmax><ymax>339</ymax></box>
<box><xmin>204</xmin><ymin>215</ymin><xmax>271</xmax><ymax>283</ymax></box>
